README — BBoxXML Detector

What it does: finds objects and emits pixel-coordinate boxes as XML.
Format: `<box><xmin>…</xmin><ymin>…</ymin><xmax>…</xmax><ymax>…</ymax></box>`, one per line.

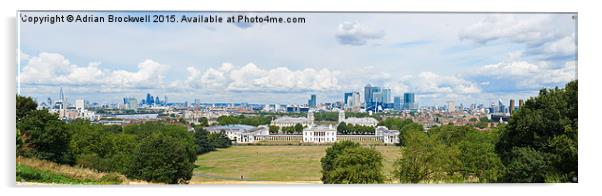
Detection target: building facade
<box><xmin>302</xmin><ymin>125</ymin><xmax>337</xmax><ymax>143</ymax></box>
<box><xmin>206</xmin><ymin>124</ymin><xmax>270</xmax><ymax>143</ymax></box>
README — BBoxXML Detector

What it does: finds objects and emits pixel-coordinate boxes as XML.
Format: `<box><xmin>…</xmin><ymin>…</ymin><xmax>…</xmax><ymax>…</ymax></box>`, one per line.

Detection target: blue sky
<box><xmin>17</xmin><ymin>12</ymin><xmax>577</xmax><ymax>106</ymax></box>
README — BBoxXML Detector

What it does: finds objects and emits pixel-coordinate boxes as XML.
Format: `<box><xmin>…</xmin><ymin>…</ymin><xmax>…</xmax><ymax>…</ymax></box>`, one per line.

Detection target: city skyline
<box><xmin>18</xmin><ymin>12</ymin><xmax>577</xmax><ymax>105</ymax></box>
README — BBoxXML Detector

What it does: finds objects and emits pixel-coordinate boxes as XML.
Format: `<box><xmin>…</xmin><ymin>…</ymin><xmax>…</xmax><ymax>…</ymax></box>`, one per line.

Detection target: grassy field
<box><xmin>192</xmin><ymin>145</ymin><xmax>401</xmax><ymax>183</ymax></box>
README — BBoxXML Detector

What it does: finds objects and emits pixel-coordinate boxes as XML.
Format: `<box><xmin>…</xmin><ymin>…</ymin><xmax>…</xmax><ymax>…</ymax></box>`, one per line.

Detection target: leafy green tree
<box><xmin>17</xmin><ymin>110</ymin><xmax>74</xmax><ymax>165</ymax></box>
<box><xmin>379</xmin><ymin>118</ymin><xmax>413</xmax><ymax>131</ymax></box>
<box><xmin>503</xmin><ymin>147</ymin><xmax>548</xmax><ymax>183</ymax></box>
<box><xmin>394</xmin><ymin>130</ymin><xmax>460</xmax><ymax>183</ymax></box>
<box><xmin>496</xmin><ymin>80</ymin><xmax>577</xmax><ymax>182</ymax></box>
<box><xmin>17</xmin><ymin>95</ymin><xmax>38</xmax><ymax>122</ymax></box>
<box><xmin>294</xmin><ymin>123</ymin><xmax>304</xmax><ymax>134</ymax></box>
<box><xmin>327</xmin><ymin>146</ymin><xmax>384</xmax><ymax>184</ymax></box>
<box><xmin>457</xmin><ymin>141</ymin><xmax>504</xmax><ymax>182</ymax></box>
<box><xmin>398</xmin><ymin>123</ymin><xmax>424</xmax><ymax>146</ymax></box>
<box><xmin>193</xmin><ymin>126</ymin><xmax>214</xmax><ymax>154</ymax></box>
<box><xmin>199</xmin><ymin>117</ymin><xmax>209</xmax><ymax>127</ymax></box>
<box><xmin>208</xmin><ymin>132</ymin><xmax>232</xmax><ymax>148</ymax></box>
<box><xmin>128</xmin><ymin>131</ymin><xmax>197</xmax><ymax>184</ymax></box>
<box><xmin>337</xmin><ymin>122</ymin><xmax>347</xmax><ymax>134</ymax></box>
<box><xmin>268</xmin><ymin>125</ymin><xmax>280</xmax><ymax>134</ymax></box>
<box><xmin>321</xmin><ymin>141</ymin><xmax>360</xmax><ymax>183</ymax></box>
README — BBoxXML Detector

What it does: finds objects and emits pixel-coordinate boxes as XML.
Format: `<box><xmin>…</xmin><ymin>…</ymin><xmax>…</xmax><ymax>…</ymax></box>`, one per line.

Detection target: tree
<box><xmin>503</xmin><ymin>147</ymin><xmax>548</xmax><ymax>183</ymax></box>
<box><xmin>321</xmin><ymin>141</ymin><xmax>360</xmax><ymax>183</ymax></box>
<box><xmin>17</xmin><ymin>95</ymin><xmax>37</xmax><ymax>122</ymax></box>
<box><xmin>337</xmin><ymin>122</ymin><xmax>347</xmax><ymax>134</ymax></box>
<box><xmin>199</xmin><ymin>117</ymin><xmax>209</xmax><ymax>127</ymax></box>
<box><xmin>398</xmin><ymin>122</ymin><xmax>424</xmax><ymax>146</ymax></box>
<box><xmin>327</xmin><ymin>146</ymin><xmax>384</xmax><ymax>184</ymax></box>
<box><xmin>208</xmin><ymin>132</ymin><xmax>232</xmax><ymax>148</ymax></box>
<box><xmin>193</xmin><ymin>126</ymin><xmax>214</xmax><ymax>154</ymax></box>
<box><xmin>17</xmin><ymin>110</ymin><xmax>74</xmax><ymax>165</ymax></box>
<box><xmin>496</xmin><ymin>80</ymin><xmax>577</xmax><ymax>182</ymax></box>
<box><xmin>457</xmin><ymin>141</ymin><xmax>504</xmax><ymax>182</ymax></box>
<box><xmin>394</xmin><ymin>130</ymin><xmax>460</xmax><ymax>183</ymax></box>
<box><xmin>269</xmin><ymin>125</ymin><xmax>280</xmax><ymax>134</ymax></box>
<box><xmin>127</xmin><ymin>131</ymin><xmax>197</xmax><ymax>184</ymax></box>
<box><xmin>379</xmin><ymin>118</ymin><xmax>413</xmax><ymax>131</ymax></box>
<box><xmin>321</xmin><ymin>141</ymin><xmax>383</xmax><ymax>184</ymax></box>
<box><xmin>294</xmin><ymin>123</ymin><xmax>304</xmax><ymax>134</ymax></box>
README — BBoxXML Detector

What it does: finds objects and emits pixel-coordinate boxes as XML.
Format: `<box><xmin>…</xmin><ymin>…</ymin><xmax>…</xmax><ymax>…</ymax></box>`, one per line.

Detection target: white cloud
<box><xmin>459</xmin><ymin>14</ymin><xmax>556</xmax><ymax>44</ymax></box>
<box><xmin>336</xmin><ymin>21</ymin><xmax>385</xmax><ymax>46</ymax></box>
<box><xmin>107</xmin><ymin>59</ymin><xmax>169</xmax><ymax>88</ymax></box>
<box><xmin>19</xmin><ymin>52</ymin><xmax>170</xmax><ymax>90</ymax></box>
<box><xmin>471</xmin><ymin>60</ymin><xmax>576</xmax><ymax>89</ymax></box>
<box><xmin>186</xmin><ymin>62</ymin><xmax>340</xmax><ymax>92</ymax></box>
<box><xmin>382</xmin><ymin>71</ymin><xmax>480</xmax><ymax>97</ymax></box>
<box><xmin>459</xmin><ymin>14</ymin><xmax>576</xmax><ymax>61</ymax></box>
<box><xmin>539</xmin><ymin>34</ymin><xmax>576</xmax><ymax>57</ymax></box>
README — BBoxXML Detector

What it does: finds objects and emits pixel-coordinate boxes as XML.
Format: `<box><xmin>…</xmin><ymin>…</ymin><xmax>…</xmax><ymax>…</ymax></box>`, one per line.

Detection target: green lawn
<box><xmin>192</xmin><ymin>145</ymin><xmax>401</xmax><ymax>183</ymax></box>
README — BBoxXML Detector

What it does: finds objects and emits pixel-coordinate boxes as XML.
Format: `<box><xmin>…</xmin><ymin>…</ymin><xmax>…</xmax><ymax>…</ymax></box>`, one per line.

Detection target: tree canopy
<box><xmin>496</xmin><ymin>80</ymin><xmax>577</xmax><ymax>182</ymax></box>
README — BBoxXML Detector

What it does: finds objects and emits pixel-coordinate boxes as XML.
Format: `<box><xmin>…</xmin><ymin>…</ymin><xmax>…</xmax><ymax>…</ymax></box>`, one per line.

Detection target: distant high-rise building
<box><xmin>308</xmin><ymin>94</ymin><xmax>317</xmax><ymax>108</ymax></box>
<box><xmin>498</xmin><ymin>99</ymin><xmax>505</xmax><ymax>113</ymax></box>
<box><xmin>509</xmin><ymin>99</ymin><xmax>515</xmax><ymax>115</ymax></box>
<box><xmin>382</xmin><ymin>88</ymin><xmax>392</xmax><ymax>104</ymax></box>
<box><xmin>344</xmin><ymin>92</ymin><xmax>353</xmax><ymax>106</ymax></box>
<box><xmin>146</xmin><ymin>93</ymin><xmax>153</xmax><ymax>105</ymax></box>
<box><xmin>123</xmin><ymin>97</ymin><xmax>138</xmax><ymax>110</ymax></box>
<box><xmin>403</xmin><ymin>92</ymin><xmax>415</xmax><ymax>110</ymax></box>
<box><xmin>349</xmin><ymin>91</ymin><xmax>361</xmax><ymax>112</ymax></box>
<box><xmin>447</xmin><ymin>101</ymin><xmax>456</xmax><ymax>113</ymax></box>
<box><xmin>155</xmin><ymin>96</ymin><xmax>160</xmax><ymax>105</ymax></box>
<box><xmin>394</xmin><ymin>96</ymin><xmax>402</xmax><ymax>111</ymax></box>
<box><xmin>364</xmin><ymin>84</ymin><xmax>382</xmax><ymax>111</ymax></box>
<box><xmin>519</xmin><ymin>99</ymin><xmax>524</xmax><ymax>109</ymax></box>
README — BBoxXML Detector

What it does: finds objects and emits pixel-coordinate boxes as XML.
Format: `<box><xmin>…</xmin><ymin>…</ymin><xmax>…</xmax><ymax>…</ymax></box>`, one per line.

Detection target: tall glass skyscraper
<box><xmin>364</xmin><ymin>84</ymin><xmax>382</xmax><ymax>111</ymax></box>
<box><xmin>394</xmin><ymin>96</ymin><xmax>402</xmax><ymax>111</ymax></box>
<box><xmin>403</xmin><ymin>92</ymin><xmax>415</xmax><ymax>110</ymax></box>
<box><xmin>308</xmin><ymin>94</ymin><xmax>317</xmax><ymax>108</ymax></box>
<box><xmin>344</xmin><ymin>92</ymin><xmax>353</xmax><ymax>106</ymax></box>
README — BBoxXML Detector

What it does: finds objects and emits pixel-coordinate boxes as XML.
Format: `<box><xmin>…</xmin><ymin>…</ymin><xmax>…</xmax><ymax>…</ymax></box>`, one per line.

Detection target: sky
<box><xmin>17</xmin><ymin>11</ymin><xmax>577</xmax><ymax>106</ymax></box>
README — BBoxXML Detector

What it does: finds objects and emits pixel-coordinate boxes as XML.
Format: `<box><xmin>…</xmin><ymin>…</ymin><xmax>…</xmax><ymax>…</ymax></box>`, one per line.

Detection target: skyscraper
<box><xmin>350</xmin><ymin>91</ymin><xmax>361</xmax><ymax>112</ymax></box>
<box><xmin>403</xmin><ymin>92</ymin><xmax>415</xmax><ymax>110</ymax></box>
<box><xmin>155</xmin><ymin>96</ymin><xmax>160</xmax><ymax>105</ymax></box>
<box><xmin>394</xmin><ymin>96</ymin><xmax>402</xmax><ymax>111</ymax></box>
<box><xmin>344</xmin><ymin>92</ymin><xmax>353</xmax><ymax>106</ymax></box>
<box><xmin>382</xmin><ymin>88</ymin><xmax>392</xmax><ymax>104</ymax></box>
<box><xmin>519</xmin><ymin>99</ymin><xmax>524</xmax><ymax>109</ymax></box>
<box><xmin>308</xmin><ymin>94</ymin><xmax>317</xmax><ymax>108</ymax></box>
<box><xmin>364</xmin><ymin>84</ymin><xmax>382</xmax><ymax>111</ymax></box>
<box><xmin>498</xmin><ymin>99</ymin><xmax>505</xmax><ymax>113</ymax></box>
<box><xmin>146</xmin><ymin>93</ymin><xmax>153</xmax><ymax>105</ymax></box>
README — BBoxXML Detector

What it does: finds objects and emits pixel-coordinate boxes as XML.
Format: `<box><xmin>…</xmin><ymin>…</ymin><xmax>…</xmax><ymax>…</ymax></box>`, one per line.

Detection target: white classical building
<box><xmin>303</xmin><ymin>125</ymin><xmax>337</xmax><ymax>143</ymax></box>
<box><xmin>271</xmin><ymin>110</ymin><xmax>315</xmax><ymax>127</ymax></box>
<box><xmin>206</xmin><ymin>124</ymin><xmax>270</xmax><ymax>143</ymax></box>
<box><xmin>338</xmin><ymin>110</ymin><xmax>378</xmax><ymax>127</ymax></box>
<box><xmin>375</xmin><ymin>126</ymin><xmax>400</xmax><ymax>144</ymax></box>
